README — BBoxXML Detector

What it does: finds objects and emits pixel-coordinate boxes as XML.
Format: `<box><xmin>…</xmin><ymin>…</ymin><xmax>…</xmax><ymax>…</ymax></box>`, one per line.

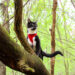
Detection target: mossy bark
<box><xmin>0</xmin><ymin>25</ymin><xmax>49</xmax><ymax>75</ymax></box>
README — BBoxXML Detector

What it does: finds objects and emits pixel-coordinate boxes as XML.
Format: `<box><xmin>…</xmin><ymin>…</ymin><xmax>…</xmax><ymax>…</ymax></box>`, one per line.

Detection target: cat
<box><xmin>27</xmin><ymin>19</ymin><xmax>63</xmax><ymax>60</ymax></box>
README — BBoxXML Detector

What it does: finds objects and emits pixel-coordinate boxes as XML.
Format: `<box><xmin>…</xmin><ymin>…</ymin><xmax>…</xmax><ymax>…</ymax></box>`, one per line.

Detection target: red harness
<box><xmin>28</xmin><ymin>33</ymin><xmax>37</xmax><ymax>43</ymax></box>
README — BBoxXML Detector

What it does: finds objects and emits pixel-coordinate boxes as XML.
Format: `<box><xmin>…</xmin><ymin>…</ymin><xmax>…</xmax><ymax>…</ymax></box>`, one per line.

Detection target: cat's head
<box><xmin>27</xmin><ymin>19</ymin><xmax>37</xmax><ymax>34</ymax></box>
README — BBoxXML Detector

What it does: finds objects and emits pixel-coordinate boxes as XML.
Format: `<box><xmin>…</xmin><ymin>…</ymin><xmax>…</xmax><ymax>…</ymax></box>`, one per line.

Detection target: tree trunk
<box><xmin>50</xmin><ymin>0</ymin><xmax>57</xmax><ymax>75</ymax></box>
<box><xmin>0</xmin><ymin>0</ymin><xmax>10</xmax><ymax>75</ymax></box>
<box><xmin>0</xmin><ymin>62</ymin><xmax>6</xmax><ymax>75</ymax></box>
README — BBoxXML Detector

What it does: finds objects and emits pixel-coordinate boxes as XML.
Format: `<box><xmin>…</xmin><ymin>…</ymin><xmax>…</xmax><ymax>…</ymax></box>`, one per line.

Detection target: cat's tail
<box><xmin>42</xmin><ymin>51</ymin><xmax>63</xmax><ymax>58</ymax></box>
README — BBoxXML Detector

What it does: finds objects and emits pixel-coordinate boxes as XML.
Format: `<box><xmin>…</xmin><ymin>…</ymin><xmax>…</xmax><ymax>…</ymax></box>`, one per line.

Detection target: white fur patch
<box><xmin>28</xmin><ymin>38</ymin><xmax>32</xmax><ymax>45</ymax></box>
<box><xmin>28</xmin><ymin>28</ymin><xmax>37</xmax><ymax>34</ymax></box>
<box><xmin>28</xmin><ymin>37</ymin><xmax>36</xmax><ymax>46</ymax></box>
<box><xmin>33</xmin><ymin>37</ymin><xmax>36</xmax><ymax>46</ymax></box>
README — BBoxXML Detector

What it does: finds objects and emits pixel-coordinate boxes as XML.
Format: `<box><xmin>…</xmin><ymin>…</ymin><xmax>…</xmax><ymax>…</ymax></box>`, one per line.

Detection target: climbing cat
<box><xmin>27</xmin><ymin>19</ymin><xmax>63</xmax><ymax>60</ymax></box>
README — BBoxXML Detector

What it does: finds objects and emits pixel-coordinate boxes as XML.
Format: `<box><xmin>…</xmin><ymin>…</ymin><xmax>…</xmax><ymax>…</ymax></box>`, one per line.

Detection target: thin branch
<box><xmin>71</xmin><ymin>0</ymin><xmax>75</xmax><ymax>8</ymax></box>
<box><xmin>2</xmin><ymin>0</ymin><xmax>30</xmax><ymax>27</ymax></box>
<box><xmin>23</xmin><ymin>0</ymin><xmax>30</xmax><ymax>7</ymax></box>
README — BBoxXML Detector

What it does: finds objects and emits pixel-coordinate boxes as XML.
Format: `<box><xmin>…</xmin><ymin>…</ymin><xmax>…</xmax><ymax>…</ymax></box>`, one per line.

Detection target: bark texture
<box><xmin>0</xmin><ymin>25</ymin><xmax>49</xmax><ymax>75</ymax></box>
<box><xmin>14</xmin><ymin>0</ymin><xmax>34</xmax><ymax>54</ymax></box>
<box><xmin>0</xmin><ymin>62</ymin><xmax>6</xmax><ymax>75</ymax></box>
<box><xmin>0</xmin><ymin>0</ymin><xmax>10</xmax><ymax>75</ymax></box>
<box><xmin>50</xmin><ymin>0</ymin><xmax>57</xmax><ymax>75</ymax></box>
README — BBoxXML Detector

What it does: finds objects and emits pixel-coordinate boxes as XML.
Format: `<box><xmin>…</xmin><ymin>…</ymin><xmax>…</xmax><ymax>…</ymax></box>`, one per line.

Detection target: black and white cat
<box><xmin>27</xmin><ymin>19</ymin><xmax>63</xmax><ymax>60</ymax></box>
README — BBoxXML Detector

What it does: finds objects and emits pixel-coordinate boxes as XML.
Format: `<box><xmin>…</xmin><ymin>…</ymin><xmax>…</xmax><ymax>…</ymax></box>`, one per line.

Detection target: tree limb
<box><xmin>14</xmin><ymin>0</ymin><xmax>34</xmax><ymax>54</ymax></box>
<box><xmin>0</xmin><ymin>25</ymin><xmax>50</xmax><ymax>75</ymax></box>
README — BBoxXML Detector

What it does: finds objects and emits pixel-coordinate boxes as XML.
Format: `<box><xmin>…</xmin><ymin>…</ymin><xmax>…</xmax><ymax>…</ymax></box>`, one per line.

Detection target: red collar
<box><xmin>28</xmin><ymin>33</ymin><xmax>37</xmax><ymax>43</ymax></box>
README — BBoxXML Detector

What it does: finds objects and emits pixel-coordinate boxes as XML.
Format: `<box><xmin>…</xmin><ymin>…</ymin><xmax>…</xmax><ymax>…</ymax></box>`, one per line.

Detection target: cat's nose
<box><xmin>31</xmin><ymin>27</ymin><xmax>36</xmax><ymax>30</ymax></box>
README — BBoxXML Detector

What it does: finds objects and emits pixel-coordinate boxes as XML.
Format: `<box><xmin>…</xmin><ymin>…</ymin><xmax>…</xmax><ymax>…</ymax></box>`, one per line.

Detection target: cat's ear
<box><xmin>28</xmin><ymin>18</ymin><xmax>31</xmax><ymax>22</ymax></box>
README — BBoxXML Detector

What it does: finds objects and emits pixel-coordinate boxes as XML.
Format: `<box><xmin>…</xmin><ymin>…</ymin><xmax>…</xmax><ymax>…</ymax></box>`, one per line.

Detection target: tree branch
<box><xmin>14</xmin><ymin>0</ymin><xmax>34</xmax><ymax>54</ymax></box>
<box><xmin>0</xmin><ymin>25</ymin><xmax>50</xmax><ymax>75</ymax></box>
